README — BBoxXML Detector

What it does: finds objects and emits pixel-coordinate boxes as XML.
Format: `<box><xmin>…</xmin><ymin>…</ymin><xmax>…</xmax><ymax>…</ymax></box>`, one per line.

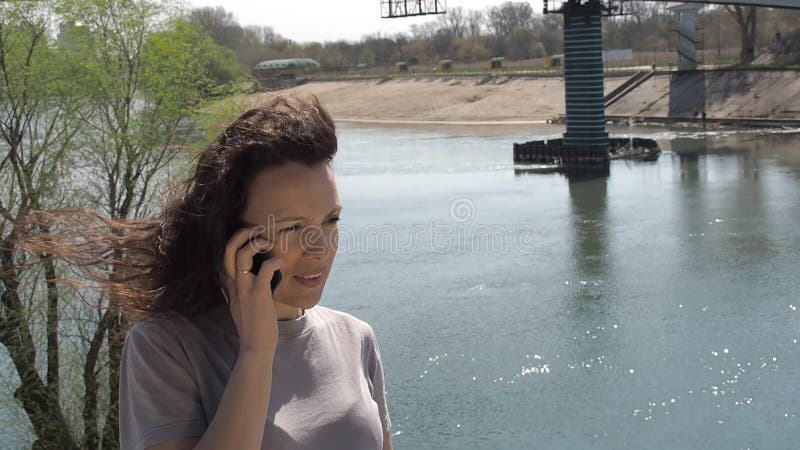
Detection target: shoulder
<box><xmin>127</xmin><ymin>310</ymin><xmax>188</xmax><ymax>337</ymax></box>
<box><xmin>312</xmin><ymin>305</ymin><xmax>376</xmax><ymax>341</ymax></box>
<box><xmin>123</xmin><ymin>310</ymin><xmax>194</xmax><ymax>358</ymax></box>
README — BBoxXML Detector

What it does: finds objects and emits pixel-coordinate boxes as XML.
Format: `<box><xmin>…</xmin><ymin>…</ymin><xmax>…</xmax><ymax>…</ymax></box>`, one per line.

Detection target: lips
<box><xmin>295</xmin><ymin>268</ymin><xmax>325</xmax><ymax>278</ymax></box>
<box><xmin>293</xmin><ymin>270</ymin><xmax>324</xmax><ymax>287</ymax></box>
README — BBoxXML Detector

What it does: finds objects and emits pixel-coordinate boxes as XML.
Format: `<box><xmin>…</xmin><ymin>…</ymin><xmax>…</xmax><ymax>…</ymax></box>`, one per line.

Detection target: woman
<box><xmin>114</xmin><ymin>95</ymin><xmax>393</xmax><ymax>449</ymax></box>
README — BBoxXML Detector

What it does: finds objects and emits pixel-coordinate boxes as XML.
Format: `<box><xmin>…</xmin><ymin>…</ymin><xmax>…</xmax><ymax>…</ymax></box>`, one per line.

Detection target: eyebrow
<box><xmin>272</xmin><ymin>206</ymin><xmax>343</xmax><ymax>224</ymax></box>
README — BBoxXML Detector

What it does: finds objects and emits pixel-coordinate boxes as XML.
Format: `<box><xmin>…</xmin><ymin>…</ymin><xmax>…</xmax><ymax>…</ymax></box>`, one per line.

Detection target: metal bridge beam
<box><xmin>652</xmin><ymin>0</ymin><xmax>800</xmax><ymax>9</ymax></box>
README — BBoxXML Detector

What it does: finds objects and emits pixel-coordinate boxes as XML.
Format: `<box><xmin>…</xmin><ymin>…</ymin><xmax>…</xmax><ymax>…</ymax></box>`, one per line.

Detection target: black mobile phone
<box><xmin>251</xmin><ymin>249</ymin><xmax>282</xmax><ymax>294</ymax></box>
<box><xmin>238</xmin><ymin>220</ymin><xmax>282</xmax><ymax>294</ymax></box>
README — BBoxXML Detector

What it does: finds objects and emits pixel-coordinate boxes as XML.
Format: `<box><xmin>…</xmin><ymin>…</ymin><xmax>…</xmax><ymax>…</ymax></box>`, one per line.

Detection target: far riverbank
<box><xmin>236</xmin><ymin>69</ymin><xmax>800</xmax><ymax>128</ymax></box>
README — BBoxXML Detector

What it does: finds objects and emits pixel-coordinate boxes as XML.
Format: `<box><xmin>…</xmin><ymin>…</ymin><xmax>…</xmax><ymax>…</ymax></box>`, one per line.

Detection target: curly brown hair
<box><xmin>17</xmin><ymin>94</ymin><xmax>337</xmax><ymax>324</ymax></box>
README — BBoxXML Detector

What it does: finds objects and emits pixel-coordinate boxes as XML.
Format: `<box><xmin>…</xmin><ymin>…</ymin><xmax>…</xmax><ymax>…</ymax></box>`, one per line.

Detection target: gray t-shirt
<box><xmin>119</xmin><ymin>303</ymin><xmax>391</xmax><ymax>450</ymax></box>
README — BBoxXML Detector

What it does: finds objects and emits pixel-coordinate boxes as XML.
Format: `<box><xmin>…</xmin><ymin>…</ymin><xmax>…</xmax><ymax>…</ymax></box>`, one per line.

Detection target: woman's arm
<box><xmin>146</xmin><ymin>350</ymin><xmax>275</xmax><ymax>450</ymax></box>
<box><xmin>383</xmin><ymin>430</ymin><xmax>393</xmax><ymax>450</ymax></box>
<box><xmin>146</xmin><ymin>230</ymin><xmax>284</xmax><ymax>450</ymax></box>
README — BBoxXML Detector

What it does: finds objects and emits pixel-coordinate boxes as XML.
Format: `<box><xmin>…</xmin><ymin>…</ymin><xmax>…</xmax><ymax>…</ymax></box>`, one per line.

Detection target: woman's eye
<box><xmin>281</xmin><ymin>218</ymin><xmax>338</xmax><ymax>233</ymax></box>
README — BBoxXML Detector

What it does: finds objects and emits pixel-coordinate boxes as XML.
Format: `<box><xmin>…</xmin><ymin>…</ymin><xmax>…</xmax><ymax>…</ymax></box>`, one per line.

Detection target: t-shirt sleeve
<box><xmin>119</xmin><ymin>321</ymin><xmax>207</xmax><ymax>450</ymax></box>
<box><xmin>365</xmin><ymin>325</ymin><xmax>392</xmax><ymax>434</ymax></box>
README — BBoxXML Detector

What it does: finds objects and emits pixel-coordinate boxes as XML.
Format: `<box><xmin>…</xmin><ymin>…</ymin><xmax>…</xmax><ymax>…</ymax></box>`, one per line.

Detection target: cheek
<box><xmin>330</xmin><ymin>228</ymin><xmax>339</xmax><ymax>252</ymax></box>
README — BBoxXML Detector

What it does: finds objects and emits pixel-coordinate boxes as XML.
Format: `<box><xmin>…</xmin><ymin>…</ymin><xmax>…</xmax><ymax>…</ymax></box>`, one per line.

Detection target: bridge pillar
<box><xmin>669</xmin><ymin>3</ymin><xmax>704</xmax><ymax>71</ymax></box>
<box><xmin>562</xmin><ymin>0</ymin><xmax>609</xmax><ymax>162</ymax></box>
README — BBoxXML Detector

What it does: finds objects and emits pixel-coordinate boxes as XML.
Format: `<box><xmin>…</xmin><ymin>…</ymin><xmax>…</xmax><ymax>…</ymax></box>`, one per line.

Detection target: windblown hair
<box><xmin>17</xmin><ymin>94</ymin><xmax>337</xmax><ymax>323</ymax></box>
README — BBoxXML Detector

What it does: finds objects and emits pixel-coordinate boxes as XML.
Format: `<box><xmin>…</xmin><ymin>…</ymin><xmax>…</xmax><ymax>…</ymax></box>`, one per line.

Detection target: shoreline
<box><xmin>335</xmin><ymin>116</ymin><xmax>800</xmax><ymax>130</ymax></box>
<box><xmin>335</xmin><ymin>118</ymin><xmax>550</xmax><ymax>126</ymax></box>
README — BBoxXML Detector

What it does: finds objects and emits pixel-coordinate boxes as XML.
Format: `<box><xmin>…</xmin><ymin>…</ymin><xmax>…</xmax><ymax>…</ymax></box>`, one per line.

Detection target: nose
<box><xmin>300</xmin><ymin>225</ymin><xmax>336</xmax><ymax>259</ymax></box>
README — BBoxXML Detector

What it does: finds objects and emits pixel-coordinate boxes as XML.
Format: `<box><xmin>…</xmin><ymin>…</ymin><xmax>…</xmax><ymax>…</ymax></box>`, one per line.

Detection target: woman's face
<box><xmin>240</xmin><ymin>160</ymin><xmax>341</xmax><ymax>311</ymax></box>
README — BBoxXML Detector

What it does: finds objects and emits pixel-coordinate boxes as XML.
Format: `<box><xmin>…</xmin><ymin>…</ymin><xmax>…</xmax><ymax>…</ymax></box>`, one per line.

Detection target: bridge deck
<box><xmin>651</xmin><ymin>0</ymin><xmax>800</xmax><ymax>9</ymax></box>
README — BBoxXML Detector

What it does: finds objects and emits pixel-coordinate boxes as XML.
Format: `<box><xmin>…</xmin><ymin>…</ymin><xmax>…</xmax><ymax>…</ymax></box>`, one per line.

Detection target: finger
<box><xmin>253</xmin><ymin>256</ymin><xmax>283</xmax><ymax>298</ymax></box>
<box><xmin>224</xmin><ymin>226</ymin><xmax>267</xmax><ymax>284</ymax></box>
<box><xmin>235</xmin><ymin>237</ymin><xmax>274</xmax><ymax>282</ymax></box>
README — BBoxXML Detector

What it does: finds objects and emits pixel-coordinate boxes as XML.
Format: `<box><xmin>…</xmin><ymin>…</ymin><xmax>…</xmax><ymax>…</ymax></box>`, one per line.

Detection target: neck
<box><xmin>275</xmin><ymin>302</ymin><xmax>305</xmax><ymax>321</ymax></box>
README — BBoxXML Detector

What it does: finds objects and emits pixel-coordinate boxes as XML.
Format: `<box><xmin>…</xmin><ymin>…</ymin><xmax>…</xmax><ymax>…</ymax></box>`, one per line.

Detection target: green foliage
<box><xmin>192</xmin><ymin>94</ymin><xmax>255</xmax><ymax>148</ymax></box>
<box><xmin>506</xmin><ymin>27</ymin><xmax>538</xmax><ymax>60</ymax></box>
<box><xmin>321</xmin><ymin>49</ymin><xmax>350</xmax><ymax>71</ymax></box>
<box><xmin>1</xmin><ymin>4</ymin><xmax>246</xmax><ymax>445</ymax></box>
<box><xmin>359</xmin><ymin>47</ymin><xmax>376</xmax><ymax>66</ymax></box>
<box><xmin>0</xmin><ymin>0</ymin><xmax>85</xmax><ymax>203</ymax></box>
<box><xmin>204</xmin><ymin>40</ymin><xmax>245</xmax><ymax>86</ymax></box>
<box><xmin>455</xmin><ymin>36</ymin><xmax>490</xmax><ymax>63</ymax></box>
<box><xmin>141</xmin><ymin>19</ymin><xmax>211</xmax><ymax>119</ymax></box>
<box><xmin>486</xmin><ymin>1</ymin><xmax>534</xmax><ymax>38</ymax></box>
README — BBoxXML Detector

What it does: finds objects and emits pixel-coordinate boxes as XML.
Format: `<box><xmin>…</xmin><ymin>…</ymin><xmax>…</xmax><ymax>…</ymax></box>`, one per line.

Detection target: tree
<box><xmin>454</xmin><ymin>36</ymin><xmax>489</xmax><ymax>62</ymax></box>
<box><xmin>535</xmin><ymin>14</ymin><xmax>563</xmax><ymax>56</ymax></box>
<box><xmin>409</xmin><ymin>21</ymin><xmax>438</xmax><ymax>41</ymax></box>
<box><xmin>190</xmin><ymin>7</ymin><xmax>286</xmax><ymax>75</ymax></box>
<box><xmin>0</xmin><ymin>2</ymin><xmax>88</xmax><ymax>448</ymax></box>
<box><xmin>321</xmin><ymin>49</ymin><xmax>349</xmax><ymax>71</ymax></box>
<box><xmin>725</xmin><ymin>5</ymin><xmax>757</xmax><ymax>64</ymax></box>
<box><xmin>438</xmin><ymin>6</ymin><xmax>468</xmax><ymax>38</ymax></box>
<box><xmin>358</xmin><ymin>47</ymin><xmax>376</xmax><ymax>65</ymax></box>
<box><xmin>2</xmin><ymin>1</ymin><xmax>229</xmax><ymax>448</ymax></box>
<box><xmin>189</xmin><ymin>5</ymin><xmax>242</xmax><ymax>49</ymax></box>
<box><xmin>486</xmin><ymin>1</ymin><xmax>534</xmax><ymax>39</ymax></box>
<box><xmin>466</xmin><ymin>9</ymin><xmax>484</xmax><ymax>37</ymax></box>
<box><xmin>431</xmin><ymin>29</ymin><xmax>455</xmax><ymax>59</ymax></box>
<box><xmin>506</xmin><ymin>26</ymin><xmax>540</xmax><ymax>59</ymax></box>
<box><xmin>244</xmin><ymin>25</ymin><xmax>283</xmax><ymax>46</ymax></box>
<box><xmin>361</xmin><ymin>33</ymin><xmax>398</xmax><ymax>64</ymax></box>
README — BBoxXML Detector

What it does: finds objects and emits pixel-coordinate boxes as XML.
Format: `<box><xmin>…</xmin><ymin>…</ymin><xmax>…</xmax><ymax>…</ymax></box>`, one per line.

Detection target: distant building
<box><xmin>489</xmin><ymin>56</ymin><xmax>504</xmax><ymax>70</ymax></box>
<box><xmin>546</xmin><ymin>54</ymin><xmax>563</xmax><ymax>68</ymax></box>
<box><xmin>253</xmin><ymin>58</ymin><xmax>320</xmax><ymax>89</ymax></box>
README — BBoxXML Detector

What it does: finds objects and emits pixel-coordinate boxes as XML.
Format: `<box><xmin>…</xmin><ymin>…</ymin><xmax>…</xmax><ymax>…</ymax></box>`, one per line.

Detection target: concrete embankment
<box><xmin>249</xmin><ymin>69</ymin><xmax>800</xmax><ymax>125</ymax></box>
<box><xmin>606</xmin><ymin>69</ymin><xmax>800</xmax><ymax>126</ymax></box>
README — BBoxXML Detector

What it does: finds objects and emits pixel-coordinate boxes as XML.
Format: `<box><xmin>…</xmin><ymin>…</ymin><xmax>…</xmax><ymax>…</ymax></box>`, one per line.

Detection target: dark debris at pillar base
<box><xmin>512</xmin><ymin>137</ymin><xmax>661</xmax><ymax>169</ymax></box>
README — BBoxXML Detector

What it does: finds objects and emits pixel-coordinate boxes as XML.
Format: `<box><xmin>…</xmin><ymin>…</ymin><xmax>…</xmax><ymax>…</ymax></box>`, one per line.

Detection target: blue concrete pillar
<box><xmin>563</xmin><ymin>0</ymin><xmax>609</xmax><ymax>156</ymax></box>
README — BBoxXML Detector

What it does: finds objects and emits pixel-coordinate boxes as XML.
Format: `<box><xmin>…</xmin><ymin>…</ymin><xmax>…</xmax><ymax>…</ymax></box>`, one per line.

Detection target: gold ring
<box><xmin>237</xmin><ymin>269</ymin><xmax>250</xmax><ymax>274</ymax></box>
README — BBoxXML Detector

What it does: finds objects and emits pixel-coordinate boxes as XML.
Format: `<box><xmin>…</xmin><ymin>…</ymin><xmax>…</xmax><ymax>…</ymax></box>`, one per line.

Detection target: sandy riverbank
<box><xmin>241</xmin><ymin>70</ymin><xmax>800</xmax><ymax>125</ymax></box>
<box><xmin>248</xmin><ymin>76</ymin><xmax>623</xmax><ymax>122</ymax></box>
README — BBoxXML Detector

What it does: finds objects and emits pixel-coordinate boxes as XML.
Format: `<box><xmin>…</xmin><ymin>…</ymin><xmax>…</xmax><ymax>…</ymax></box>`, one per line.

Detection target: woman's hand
<box><xmin>220</xmin><ymin>226</ymin><xmax>283</xmax><ymax>355</ymax></box>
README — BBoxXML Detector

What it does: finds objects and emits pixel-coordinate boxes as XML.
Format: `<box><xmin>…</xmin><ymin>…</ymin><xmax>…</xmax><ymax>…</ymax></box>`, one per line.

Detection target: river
<box><xmin>324</xmin><ymin>123</ymin><xmax>800</xmax><ymax>449</ymax></box>
<box><xmin>1</xmin><ymin>123</ymin><xmax>798</xmax><ymax>449</ymax></box>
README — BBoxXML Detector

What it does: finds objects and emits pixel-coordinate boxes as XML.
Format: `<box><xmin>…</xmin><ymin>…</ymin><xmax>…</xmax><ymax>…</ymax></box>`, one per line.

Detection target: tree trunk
<box><xmin>44</xmin><ymin>256</ymin><xmax>60</xmax><ymax>402</ymax></box>
<box><xmin>101</xmin><ymin>312</ymin><xmax>124</xmax><ymax>449</ymax></box>
<box><xmin>726</xmin><ymin>6</ymin><xmax>757</xmax><ymax>64</ymax></box>
<box><xmin>83</xmin><ymin>310</ymin><xmax>114</xmax><ymax>449</ymax></box>
<box><xmin>0</xmin><ymin>242</ymin><xmax>80</xmax><ymax>450</ymax></box>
